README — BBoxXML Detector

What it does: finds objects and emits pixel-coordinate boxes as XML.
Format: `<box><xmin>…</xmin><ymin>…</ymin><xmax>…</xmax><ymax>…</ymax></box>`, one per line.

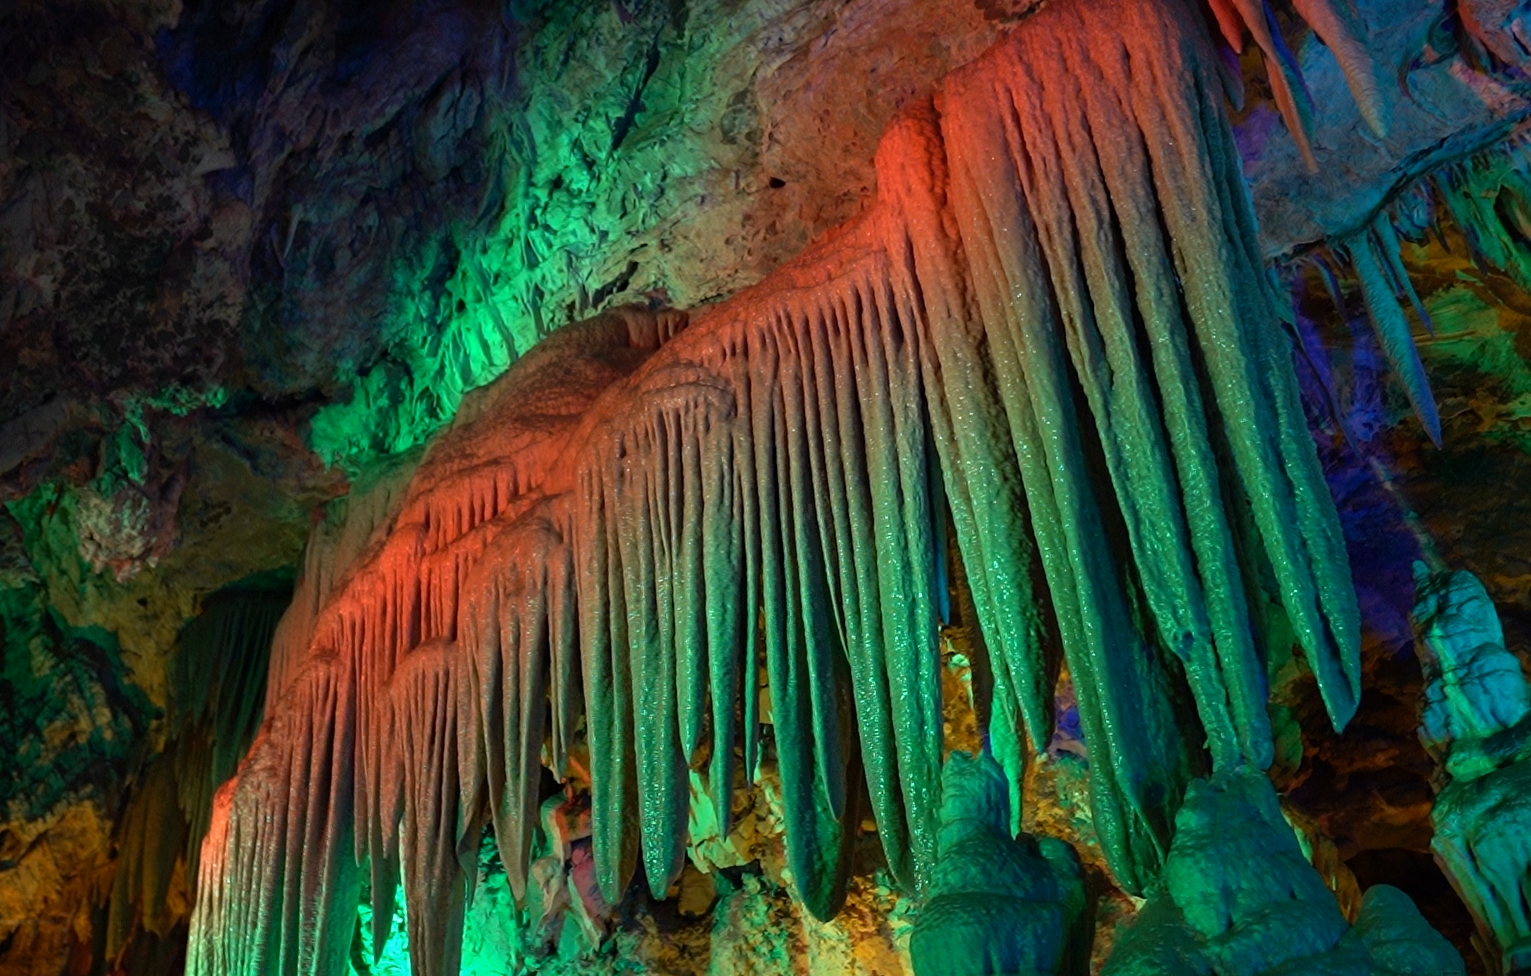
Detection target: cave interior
<box><xmin>4</xmin><ymin>0</ymin><xmax>1531</xmax><ymax>974</ymax></box>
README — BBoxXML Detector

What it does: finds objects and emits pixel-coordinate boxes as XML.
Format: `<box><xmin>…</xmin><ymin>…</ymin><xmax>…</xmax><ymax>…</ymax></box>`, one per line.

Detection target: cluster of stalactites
<box><xmin>188</xmin><ymin>657</ymin><xmax>359</xmax><ymax>976</ymax></box>
<box><xmin>187</xmin><ymin>0</ymin><xmax>1371</xmax><ymax>972</ymax></box>
<box><xmin>1286</xmin><ymin>126</ymin><xmax>1531</xmax><ymax>452</ymax></box>
<box><xmin>103</xmin><ymin>585</ymin><xmax>289</xmax><ymax>968</ymax></box>
<box><xmin>1202</xmin><ymin>0</ymin><xmax>1388</xmax><ymax>168</ymax></box>
<box><xmin>906</xmin><ymin>0</ymin><xmax>1361</xmax><ymax>887</ymax></box>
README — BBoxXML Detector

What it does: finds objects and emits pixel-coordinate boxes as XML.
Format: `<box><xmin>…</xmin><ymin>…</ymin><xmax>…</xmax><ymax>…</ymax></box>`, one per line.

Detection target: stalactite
<box><xmin>103</xmin><ymin>584</ymin><xmax>289</xmax><ymax>965</ymax></box>
<box><xmin>174</xmin><ymin>586</ymin><xmax>291</xmax><ymax>879</ymax></box>
<box><xmin>187</xmin><ymin>0</ymin><xmax>1378</xmax><ymax>968</ymax></box>
<box><xmin>1343</xmin><ymin>219</ymin><xmax>1443</xmax><ymax>445</ymax></box>
<box><xmin>924</xmin><ymin>0</ymin><xmax>1361</xmax><ymax>888</ymax></box>
<box><xmin>1201</xmin><ymin>0</ymin><xmax>1387</xmax><ymax>168</ymax></box>
<box><xmin>384</xmin><ymin>640</ymin><xmax>474</xmax><ymax>976</ymax></box>
<box><xmin>187</xmin><ymin>658</ymin><xmax>360</xmax><ymax>976</ymax></box>
<box><xmin>458</xmin><ymin>505</ymin><xmax>577</xmax><ymax>903</ymax></box>
<box><xmin>566</xmin><ymin>265</ymin><xmax>947</xmax><ymax>913</ymax></box>
<box><xmin>105</xmin><ymin>756</ymin><xmax>187</xmax><ymax>959</ymax></box>
<box><xmin>1289</xmin><ymin>0</ymin><xmax>1387</xmax><ymax>136</ymax></box>
<box><xmin>876</xmin><ymin>109</ymin><xmax>1055</xmax><ymax>836</ymax></box>
<box><xmin>1436</xmin><ymin>129</ymin><xmax>1531</xmax><ymax>291</ymax></box>
<box><xmin>265</xmin><ymin>452</ymin><xmax>422</xmax><ymax>711</ymax></box>
<box><xmin>1293</xmin><ymin>134</ymin><xmax>1531</xmax><ymax>455</ymax></box>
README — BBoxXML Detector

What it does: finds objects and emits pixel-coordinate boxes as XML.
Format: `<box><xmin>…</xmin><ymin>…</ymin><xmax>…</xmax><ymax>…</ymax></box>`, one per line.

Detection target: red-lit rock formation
<box><xmin>186</xmin><ymin>0</ymin><xmax>1397</xmax><ymax>972</ymax></box>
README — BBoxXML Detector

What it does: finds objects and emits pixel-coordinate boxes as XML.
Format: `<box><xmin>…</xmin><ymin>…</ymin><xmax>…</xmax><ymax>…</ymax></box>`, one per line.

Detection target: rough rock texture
<box><xmin>0</xmin><ymin>585</ymin><xmax>154</xmax><ymax>975</ymax></box>
<box><xmin>908</xmin><ymin>752</ymin><xmax>1088</xmax><ymax>976</ymax></box>
<box><xmin>1101</xmin><ymin>769</ymin><xmax>1463</xmax><ymax>976</ymax></box>
<box><xmin>1412</xmin><ymin>568</ymin><xmax>1531</xmax><ymax>974</ymax></box>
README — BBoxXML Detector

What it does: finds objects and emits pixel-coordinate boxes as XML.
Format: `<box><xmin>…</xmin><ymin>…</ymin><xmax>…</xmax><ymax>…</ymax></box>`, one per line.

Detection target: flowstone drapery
<box><xmin>184</xmin><ymin>0</ymin><xmax>1413</xmax><ymax>972</ymax></box>
<box><xmin>104</xmin><ymin>583</ymin><xmax>290</xmax><ymax>965</ymax></box>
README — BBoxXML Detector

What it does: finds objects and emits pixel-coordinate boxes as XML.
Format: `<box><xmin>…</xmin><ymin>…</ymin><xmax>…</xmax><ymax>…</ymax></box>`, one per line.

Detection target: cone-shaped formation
<box><xmin>105</xmin><ymin>584</ymin><xmax>289</xmax><ymax>964</ymax></box>
<box><xmin>386</xmin><ymin>640</ymin><xmax>472</xmax><ymax>976</ymax></box>
<box><xmin>1414</xmin><ymin>567</ymin><xmax>1531</xmax><ymax>973</ymax></box>
<box><xmin>908</xmin><ymin>752</ymin><xmax>1090</xmax><ymax>976</ymax></box>
<box><xmin>188</xmin><ymin>658</ymin><xmax>360</xmax><ymax>976</ymax></box>
<box><xmin>1101</xmin><ymin>769</ymin><xmax>1463</xmax><ymax>974</ymax></box>
<box><xmin>1437</xmin><ymin>129</ymin><xmax>1531</xmax><ymax>292</ymax></box>
<box><xmin>188</xmin><ymin>0</ymin><xmax>1366</xmax><ymax>971</ymax></box>
<box><xmin>1342</xmin><ymin>218</ymin><xmax>1442</xmax><ymax>446</ymax></box>
<box><xmin>173</xmin><ymin>587</ymin><xmax>291</xmax><ymax>880</ymax></box>
<box><xmin>1204</xmin><ymin>0</ymin><xmax>1387</xmax><ymax>168</ymax></box>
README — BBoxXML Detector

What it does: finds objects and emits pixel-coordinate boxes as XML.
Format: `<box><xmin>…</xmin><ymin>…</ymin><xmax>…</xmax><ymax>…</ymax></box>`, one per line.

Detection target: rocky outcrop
<box><xmin>0</xmin><ymin>584</ymin><xmax>155</xmax><ymax>975</ymax></box>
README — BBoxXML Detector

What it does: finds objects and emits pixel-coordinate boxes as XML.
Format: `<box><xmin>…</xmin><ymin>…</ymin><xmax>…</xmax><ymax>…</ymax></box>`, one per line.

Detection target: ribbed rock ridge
<box><xmin>187</xmin><ymin>0</ymin><xmax>1373</xmax><ymax>972</ymax></box>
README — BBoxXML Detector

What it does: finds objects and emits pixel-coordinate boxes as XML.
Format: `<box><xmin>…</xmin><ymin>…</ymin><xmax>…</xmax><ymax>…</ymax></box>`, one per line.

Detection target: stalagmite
<box><xmin>1100</xmin><ymin>769</ymin><xmax>1463</xmax><ymax>975</ymax></box>
<box><xmin>187</xmin><ymin>0</ymin><xmax>1377</xmax><ymax>969</ymax></box>
<box><xmin>908</xmin><ymin>751</ymin><xmax>1089</xmax><ymax>976</ymax></box>
<box><xmin>1412</xmin><ymin>566</ymin><xmax>1531</xmax><ymax>974</ymax></box>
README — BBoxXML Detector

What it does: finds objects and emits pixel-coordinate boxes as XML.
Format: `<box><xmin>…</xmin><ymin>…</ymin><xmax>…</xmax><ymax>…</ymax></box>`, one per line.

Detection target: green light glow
<box><xmin>354</xmin><ymin>838</ymin><xmax>585</xmax><ymax>976</ymax></box>
<box><xmin>352</xmin><ymin>884</ymin><xmax>411</xmax><ymax>976</ymax></box>
<box><xmin>308</xmin><ymin>224</ymin><xmax>536</xmax><ymax>472</ymax></box>
<box><xmin>307</xmin><ymin>0</ymin><xmax>710</xmax><ymax>473</ymax></box>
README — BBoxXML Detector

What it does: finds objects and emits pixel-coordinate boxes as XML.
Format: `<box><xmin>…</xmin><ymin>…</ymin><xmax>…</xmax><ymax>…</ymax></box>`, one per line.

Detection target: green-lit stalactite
<box><xmin>188</xmin><ymin>658</ymin><xmax>361</xmax><ymax>976</ymax></box>
<box><xmin>1345</xmin><ymin>219</ymin><xmax>1443</xmax><ymax>446</ymax></box>
<box><xmin>1437</xmin><ymin>131</ymin><xmax>1531</xmax><ymax>292</ymax></box>
<box><xmin>385</xmin><ymin>642</ymin><xmax>471</xmax><ymax>976</ymax></box>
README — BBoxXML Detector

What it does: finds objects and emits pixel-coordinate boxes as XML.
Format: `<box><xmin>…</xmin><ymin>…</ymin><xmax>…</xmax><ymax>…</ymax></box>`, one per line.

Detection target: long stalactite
<box><xmin>187</xmin><ymin>0</ymin><xmax>1379</xmax><ymax>971</ymax></box>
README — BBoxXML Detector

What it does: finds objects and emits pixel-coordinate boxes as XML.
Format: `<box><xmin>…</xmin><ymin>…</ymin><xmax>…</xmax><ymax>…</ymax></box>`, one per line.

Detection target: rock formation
<box><xmin>909</xmin><ymin>751</ymin><xmax>1088</xmax><ymax>976</ymax></box>
<box><xmin>1414</xmin><ymin>566</ymin><xmax>1531</xmax><ymax>974</ymax></box>
<box><xmin>1101</xmin><ymin>768</ymin><xmax>1464</xmax><ymax>975</ymax></box>
<box><xmin>5</xmin><ymin>0</ymin><xmax>1531</xmax><ymax>972</ymax></box>
<box><xmin>184</xmin><ymin>0</ymin><xmax>1433</xmax><ymax>970</ymax></box>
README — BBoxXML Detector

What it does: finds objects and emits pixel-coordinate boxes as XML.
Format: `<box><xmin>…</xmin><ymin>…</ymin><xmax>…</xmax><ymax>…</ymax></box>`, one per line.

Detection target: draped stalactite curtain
<box><xmin>187</xmin><ymin>0</ymin><xmax>1376</xmax><ymax>972</ymax></box>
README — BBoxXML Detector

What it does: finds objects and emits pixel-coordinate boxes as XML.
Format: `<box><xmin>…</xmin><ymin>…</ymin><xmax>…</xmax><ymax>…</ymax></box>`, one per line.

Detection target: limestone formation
<box><xmin>1414</xmin><ymin>566</ymin><xmax>1531</xmax><ymax>974</ymax></box>
<box><xmin>1101</xmin><ymin>768</ymin><xmax>1463</xmax><ymax>975</ymax></box>
<box><xmin>6</xmin><ymin>0</ymin><xmax>1531</xmax><ymax>971</ymax></box>
<box><xmin>188</xmin><ymin>0</ymin><xmax>1385</xmax><ymax>969</ymax></box>
<box><xmin>909</xmin><ymin>752</ymin><xmax>1088</xmax><ymax>976</ymax></box>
